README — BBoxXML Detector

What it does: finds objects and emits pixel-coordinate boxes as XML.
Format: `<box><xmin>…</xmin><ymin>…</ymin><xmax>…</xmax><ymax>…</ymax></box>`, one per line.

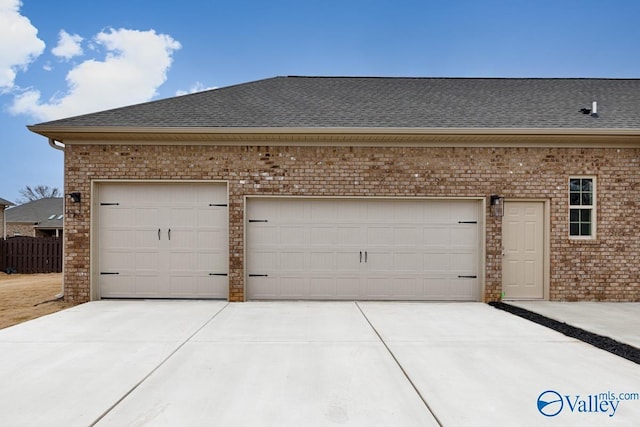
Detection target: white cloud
<box><xmin>52</xmin><ymin>30</ymin><xmax>83</xmax><ymax>60</ymax></box>
<box><xmin>176</xmin><ymin>81</ymin><xmax>217</xmax><ymax>96</ymax></box>
<box><xmin>11</xmin><ymin>27</ymin><xmax>181</xmax><ymax>121</ymax></box>
<box><xmin>0</xmin><ymin>0</ymin><xmax>45</xmax><ymax>90</ymax></box>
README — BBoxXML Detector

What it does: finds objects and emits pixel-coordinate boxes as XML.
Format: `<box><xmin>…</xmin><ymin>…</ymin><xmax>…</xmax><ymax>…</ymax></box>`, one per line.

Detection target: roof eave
<box><xmin>28</xmin><ymin>125</ymin><xmax>640</xmax><ymax>148</ymax></box>
<box><xmin>28</xmin><ymin>125</ymin><xmax>640</xmax><ymax>137</ymax></box>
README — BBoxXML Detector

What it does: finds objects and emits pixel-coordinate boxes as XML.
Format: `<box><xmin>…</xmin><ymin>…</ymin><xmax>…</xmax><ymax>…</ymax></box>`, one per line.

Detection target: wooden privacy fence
<box><xmin>0</xmin><ymin>237</ymin><xmax>62</xmax><ymax>274</ymax></box>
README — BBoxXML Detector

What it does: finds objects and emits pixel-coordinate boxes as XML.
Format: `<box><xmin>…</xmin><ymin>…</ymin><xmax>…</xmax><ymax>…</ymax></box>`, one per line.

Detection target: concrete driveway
<box><xmin>0</xmin><ymin>301</ymin><xmax>638</xmax><ymax>426</ymax></box>
<box><xmin>508</xmin><ymin>301</ymin><xmax>640</xmax><ymax>348</ymax></box>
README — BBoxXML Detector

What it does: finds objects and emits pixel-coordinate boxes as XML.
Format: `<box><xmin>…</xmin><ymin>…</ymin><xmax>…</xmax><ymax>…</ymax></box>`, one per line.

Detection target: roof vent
<box><xmin>579</xmin><ymin>101</ymin><xmax>598</xmax><ymax>117</ymax></box>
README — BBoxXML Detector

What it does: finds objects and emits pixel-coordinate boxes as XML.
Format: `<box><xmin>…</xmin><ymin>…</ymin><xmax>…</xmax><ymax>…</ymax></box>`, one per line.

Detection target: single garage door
<box><xmin>97</xmin><ymin>182</ymin><xmax>228</xmax><ymax>299</ymax></box>
<box><xmin>247</xmin><ymin>198</ymin><xmax>480</xmax><ymax>300</ymax></box>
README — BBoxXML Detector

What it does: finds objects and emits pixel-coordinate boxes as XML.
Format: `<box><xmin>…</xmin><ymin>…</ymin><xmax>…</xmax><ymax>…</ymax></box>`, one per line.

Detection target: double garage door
<box><xmin>97</xmin><ymin>185</ymin><xmax>480</xmax><ymax>301</ymax></box>
<box><xmin>247</xmin><ymin>198</ymin><xmax>481</xmax><ymax>301</ymax></box>
<box><xmin>97</xmin><ymin>183</ymin><xmax>228</xmax><ymax>299</ymax></box>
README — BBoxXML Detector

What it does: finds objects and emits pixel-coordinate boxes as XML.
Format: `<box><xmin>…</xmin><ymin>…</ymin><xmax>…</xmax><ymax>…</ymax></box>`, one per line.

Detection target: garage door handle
<box><xmin>458</xmin><ymin>275</ymin><xmax>477</xmax><ymax>279</ymax></box>
<box><xmin>365</xmin><ymin>251</ymin><xmax>368</xmax><ymax>263</ymax></box>
<box><xmin>360</xmin><ymin>251</ymin><xmax>362</xmax><ymax>263</ymax></box>
<box><xmin>168</xmin><ymin>229</ymin><xmax>171</xmax><ymax>240</ymax></box>
<box><xmin>158</xmin><ymin>228</ymin><xmax>161</xmax><ymax>240</ymax></box>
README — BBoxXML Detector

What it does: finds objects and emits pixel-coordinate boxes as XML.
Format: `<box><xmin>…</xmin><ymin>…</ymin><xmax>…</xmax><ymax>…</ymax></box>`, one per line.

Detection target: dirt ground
<box><xmin>0</xmin><ymin>273</ymin><xmax>78</xmax><ymax>330</ymax></box>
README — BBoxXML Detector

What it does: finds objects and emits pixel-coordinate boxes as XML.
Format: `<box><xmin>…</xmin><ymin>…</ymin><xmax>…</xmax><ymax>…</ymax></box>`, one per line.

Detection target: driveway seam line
<box><xmin>88</xmin><ymin>302</ymin><xmax>230</xmax><ymax>426</ymax></box>
<box><xmin>355</xmin><ymin>302</ymin><xmax>443</xmax><ymax>427</ymax></box>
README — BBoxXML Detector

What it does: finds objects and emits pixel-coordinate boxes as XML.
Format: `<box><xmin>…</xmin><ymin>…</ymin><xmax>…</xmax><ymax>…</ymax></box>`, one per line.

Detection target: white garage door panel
<box><xmin>247</xmin><ymin>199</ymin><xmax>480</xmax><ymax>301</ymax></box>
<box><xmin>98</xmin><ymin>183</ymin><xmax>228</xmax><ymax>299</ymax></box>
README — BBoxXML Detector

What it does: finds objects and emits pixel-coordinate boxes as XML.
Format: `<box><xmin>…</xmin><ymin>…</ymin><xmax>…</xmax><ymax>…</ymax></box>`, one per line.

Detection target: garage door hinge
<box><xmin>209</xmin><ymin>273</ymin><xmax>228</xmax><ymax>276</ymax></box>
<box><xmin>100</xmin><ymin>202</ymin><xmax>120</xmax><ymax>206</ymax></box>
<box><xmin>248</xmin><ymin>219</ymin><xmax>268</xmax><ymax>223</ymax></box>
<box><xmin>100</xmin><ymin>272</ymin><xmax>120</xmax><ymax>275</ymax></box>
<box><xmin>209</xmin><ymin>204</ymin><xmax>228</xmax><ymax>207</ymax></box>
<box><xmin>458</xmin><ymin>221</ymin><xmax>477</xmax><ymax>224</ymax></box>
<box><xmin>458</xmin><ymin>275</ymin><xmax>477</xmax><ymax>279</ymax></box>
<box><xmin>249</xmin><ymin>274</ymin><xmax>269</xmax><ymax>277</ymax></box>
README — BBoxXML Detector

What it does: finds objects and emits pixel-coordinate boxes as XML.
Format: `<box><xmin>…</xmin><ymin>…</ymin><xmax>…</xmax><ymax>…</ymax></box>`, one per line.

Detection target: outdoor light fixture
<box><xmin>490</xmin><ymin>195</ymin><xmax>504</xmax><ymax>218</ymax></box>
<box><xmin>69</xmin><ymin>192</ymin><xmax>81</xmax><ymax>203</ymax></box>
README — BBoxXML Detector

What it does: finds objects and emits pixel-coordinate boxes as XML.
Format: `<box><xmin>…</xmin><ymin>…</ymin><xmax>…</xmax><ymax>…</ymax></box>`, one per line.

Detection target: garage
<box><xmin>246</xmin><ymin>198</ymin><xmax>481</xmax><ymax>300</ymax></box>
<box><xmin>96</xmin><ymin>182</ymin><xmax>228</xmax><ymax>299</ymax></box>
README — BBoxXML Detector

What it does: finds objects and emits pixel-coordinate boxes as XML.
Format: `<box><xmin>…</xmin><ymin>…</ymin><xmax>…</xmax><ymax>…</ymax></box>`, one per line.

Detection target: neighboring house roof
<box><xmin>5</xmin><ymin>198</ymin><xmax>63</xmax><ymax>229</ymax></box>
<box><xmin>0</xmin><ymin>197</ymin><xmax>14</xmax><ymax>207</ymax></box>
<box><xmin>28</xmin><ymin>77</ymin><xmax>640</xmax><ymax>131</ymax></box>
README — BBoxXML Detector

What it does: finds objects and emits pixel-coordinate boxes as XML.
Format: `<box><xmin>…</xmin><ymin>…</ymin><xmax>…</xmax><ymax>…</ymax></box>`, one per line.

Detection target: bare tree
<box><xmin>16</xmin><ymin>185</ymin><xmax>61</xmax><ymax>204</ymax></box>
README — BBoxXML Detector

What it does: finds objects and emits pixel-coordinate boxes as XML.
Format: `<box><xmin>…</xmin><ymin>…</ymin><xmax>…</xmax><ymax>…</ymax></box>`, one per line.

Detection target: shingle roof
<box><xmin>0</xmin><ymin>197</ymin><xmax>14</xmax><ymax>207</ymax></box>
<box><xmin>30</xmin><ymin>76</ymin><xmax>640</xmax><ymax>130</ymax></box>
<box><xmin>5</xmin><ymin>198</ymin><xmax>63</xmax><ymax>229</ymax></box>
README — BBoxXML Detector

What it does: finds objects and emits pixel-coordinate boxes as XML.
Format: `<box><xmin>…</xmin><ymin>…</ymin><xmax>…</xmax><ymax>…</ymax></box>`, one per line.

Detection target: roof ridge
<box><xmin>281</xmin><ymin>75</ymin><xmax>640</xmax><ymax>81</ymax></box>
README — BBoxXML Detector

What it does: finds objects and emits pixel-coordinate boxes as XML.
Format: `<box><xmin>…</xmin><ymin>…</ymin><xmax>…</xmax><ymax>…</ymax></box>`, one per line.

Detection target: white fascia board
<box><xmin>28</xmin><ymin>125</ymin><xmax>640</xmax><ymax>136</ymax></box>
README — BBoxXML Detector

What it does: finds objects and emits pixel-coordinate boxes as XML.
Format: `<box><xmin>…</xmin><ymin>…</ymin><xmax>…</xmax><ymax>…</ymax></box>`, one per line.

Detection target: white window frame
<box><xmin>568</xmin><ymin>176</ymin><xmax>596</xmax><ymax>239</ymax></box>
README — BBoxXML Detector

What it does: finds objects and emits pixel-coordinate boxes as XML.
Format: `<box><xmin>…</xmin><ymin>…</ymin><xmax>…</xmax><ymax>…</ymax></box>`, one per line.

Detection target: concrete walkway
<box><xmin>507</xmin><ymin>301</ymin><xmax>640</xmax><ymax>348</ymax></box>
<box><xmin>0</xmin><ymin>301</ymin><xmax>638</xmax><ymax>426</ymax></box>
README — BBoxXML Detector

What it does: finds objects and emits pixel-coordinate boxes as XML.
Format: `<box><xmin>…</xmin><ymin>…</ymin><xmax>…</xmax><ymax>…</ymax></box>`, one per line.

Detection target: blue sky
<box><xmin>1</xmin><ymin>0</ymin><xmax>639</xmax><ymax>203</ymax></box>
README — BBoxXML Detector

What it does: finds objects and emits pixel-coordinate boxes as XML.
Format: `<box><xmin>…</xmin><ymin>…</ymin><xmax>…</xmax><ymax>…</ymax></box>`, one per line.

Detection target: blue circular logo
<box><xmin>537</xmin><ymin>390</ymin><xmax>563</xmax><ymax>417</ymax></box>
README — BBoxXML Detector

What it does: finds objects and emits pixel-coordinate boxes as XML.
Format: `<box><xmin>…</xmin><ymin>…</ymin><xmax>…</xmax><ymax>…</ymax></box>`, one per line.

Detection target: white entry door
<box><xmin>502</xmin><ymin>201</ymin><xmax>545</xmax><ymax>299</ymax></box>
<box><xmin>97</xmin><ymin>183</ymin><xmax>228</xmax><ymax>299</ymax></box>
<box><xmin>246</xmin><ymin>198</ymin><xmax>480</xmax><ymax>300</ymax></box>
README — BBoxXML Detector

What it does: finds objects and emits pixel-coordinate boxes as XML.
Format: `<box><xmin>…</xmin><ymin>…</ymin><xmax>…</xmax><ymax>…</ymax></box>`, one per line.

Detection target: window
<box><xmin>569</xmin><ymin>177</ymin><xmax>595</xmax><ymax>238</ymax></box>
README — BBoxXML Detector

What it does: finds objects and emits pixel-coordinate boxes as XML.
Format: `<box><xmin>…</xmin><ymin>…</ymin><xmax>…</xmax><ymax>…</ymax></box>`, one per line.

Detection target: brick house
<box><xmin>28</xmin><ymin>77</ymin><xmax>640</xmax><ymax>303</ymax></box>
<box><xmin>4</xmin><ymin>198</ymin><xmax>64</xmax><ymax>238</ymax></box>
<box><xmin>0</xmin><ymin>197</ymin><xmax>14</xmax><ymax>239</ymax></box>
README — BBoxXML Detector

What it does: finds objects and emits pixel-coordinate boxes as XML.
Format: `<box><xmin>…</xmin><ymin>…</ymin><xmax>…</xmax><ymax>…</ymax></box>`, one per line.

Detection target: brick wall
<box><xmin>5</xmin><ymin>222</ymin><xmax>35</xmax><ymax>237</ymax></box>
<box><xmin>63</xmin><ymin>143</ymin><xmax>640</xmax><ymax>303</ymax></box>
